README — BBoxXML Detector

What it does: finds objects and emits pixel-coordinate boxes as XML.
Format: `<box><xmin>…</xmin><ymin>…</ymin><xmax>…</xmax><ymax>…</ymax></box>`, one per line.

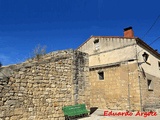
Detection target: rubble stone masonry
<box><xmin>0</xmin><ymin>49</ymin><xmax>90</xmax><ymax>120</ymax></box>
<box><xmin>89</xmin><ymin>62</ymin><xmax>141</xmax><ymax>111</ymax></box>
<box><xmin>140</xmin><ymin>72</ymin><xmax>160</xmax><ymax>111</ymax></box>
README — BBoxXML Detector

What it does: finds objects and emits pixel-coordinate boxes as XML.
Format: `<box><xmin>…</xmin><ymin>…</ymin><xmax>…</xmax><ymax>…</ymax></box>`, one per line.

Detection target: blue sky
<box><xmin>0</xmin><ymin>0</ymin><xmax>160</xmax><ymax>65</ymax></box>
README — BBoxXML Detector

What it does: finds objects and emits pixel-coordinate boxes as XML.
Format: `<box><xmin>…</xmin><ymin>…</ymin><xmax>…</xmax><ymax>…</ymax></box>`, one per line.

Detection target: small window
<box><xmin>147</xmin><ymin>79</ymin><xmax>153</xmax><ymax>91</ymax></box>
<box><xmin>158</xmin><ymin>61</ymin><xmax>160</xmax><ymax>70</ymax></box>
<box><xmin>94</xmin><ymin>39</ymin><xmax>99</xmax><ymax>51</ymax></box>
<box><xmin>98</xmin><ymin>71</ymin><xmax>104</xmax><ymax>80</ymax></box>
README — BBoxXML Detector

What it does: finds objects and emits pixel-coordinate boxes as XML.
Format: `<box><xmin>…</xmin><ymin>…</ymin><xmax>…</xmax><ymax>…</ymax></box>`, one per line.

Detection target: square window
<box><xmin>94</xmin><ymin>39</ymin><xmax>99</xmax><ymax>44</ymax></box>
<box><xmin>147</xmin><ymin>79</ymin><xmax>153</xmax><ymax>91</ymax></box>
<box><xmin>98</xmin><ymin>71</ymin><xmax>104</xmax><ymax>80</ymax></box>
<box><xmin>94</xmin><ymin>39</ymin><xmax>100</xmax><ymax>51</ymax></box>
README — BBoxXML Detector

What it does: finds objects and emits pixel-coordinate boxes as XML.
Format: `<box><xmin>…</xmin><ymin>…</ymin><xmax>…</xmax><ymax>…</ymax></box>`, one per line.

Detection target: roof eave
<box><xmin>136</xmin><ymin>38</ymin><xmax>160</xmax><ymax>59</ymax></box>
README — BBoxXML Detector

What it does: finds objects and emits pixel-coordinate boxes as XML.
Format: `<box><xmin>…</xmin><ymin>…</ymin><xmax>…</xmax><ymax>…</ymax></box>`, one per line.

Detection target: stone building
<box><xmin>77</xmin><ymin>27</ymin><xmax>160</xmax><ymax>111</ymax></box>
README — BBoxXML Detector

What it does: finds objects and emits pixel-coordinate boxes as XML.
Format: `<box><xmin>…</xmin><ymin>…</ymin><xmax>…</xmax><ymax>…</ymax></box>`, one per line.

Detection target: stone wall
<box><xmin>139</xmin><ymin>72</ymin><xmax>160</xmax><ymax>111</ymax></box>
<box><xmin>89</xmin><ymin>61</ymin><xmax>141</xmax><ymax>111</ymax></box>
<box><xmin>0</xmin><ymin>49</ymin><xmax>89</xmax><ymax>120</ymax></box>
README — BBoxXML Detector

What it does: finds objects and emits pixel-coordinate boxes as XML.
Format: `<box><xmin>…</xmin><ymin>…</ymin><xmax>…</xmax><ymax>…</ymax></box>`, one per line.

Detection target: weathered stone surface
<box><xmin>0</xmin><ymin>49</ymin><xmax>89</xmax><ymax>120</ymax></box>
<box><xmin>89</xmin><ymin>63</ymin><xmax>141</xmax><ymax>111</ymax></box>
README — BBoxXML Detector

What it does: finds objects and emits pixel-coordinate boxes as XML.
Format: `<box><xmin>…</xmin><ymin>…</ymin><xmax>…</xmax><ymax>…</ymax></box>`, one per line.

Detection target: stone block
<box><xmin>28</xmin><ymin>116</ymin><xmax>36</xmax><ymax>120</ymax></box>
<box><xmin>34</xmin><ymin>76</ymin><xmax>43</xmax><ymax>80</ymax></box>
<box><xmin>14</xmin><ymin>108</ymin><xmax>23</xmax><ymax>115</ymax></box>
<box><xmin>5</xmin><ymin>100</ymin><xmax>17</xmax><ymax>106</ymax></box>
<box><xmin>10</xmin><ymin>116</ymin><xmax>20</xmax><ymax>120</ymax></box>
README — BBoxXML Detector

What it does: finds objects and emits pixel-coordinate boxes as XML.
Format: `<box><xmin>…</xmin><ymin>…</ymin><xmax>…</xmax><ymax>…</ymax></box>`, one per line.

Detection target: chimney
<box><xmin>124</xmin><ymin>26</ymin><xmax>134</xmax><ymax>38</ymax></box>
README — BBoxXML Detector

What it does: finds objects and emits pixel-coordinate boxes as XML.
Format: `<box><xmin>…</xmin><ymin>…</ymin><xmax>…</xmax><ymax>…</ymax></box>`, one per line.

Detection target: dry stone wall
<box><xmin>0</xmin><ymin>49</ymin><xmax>89</xmax><ymax>120</ymax></box>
